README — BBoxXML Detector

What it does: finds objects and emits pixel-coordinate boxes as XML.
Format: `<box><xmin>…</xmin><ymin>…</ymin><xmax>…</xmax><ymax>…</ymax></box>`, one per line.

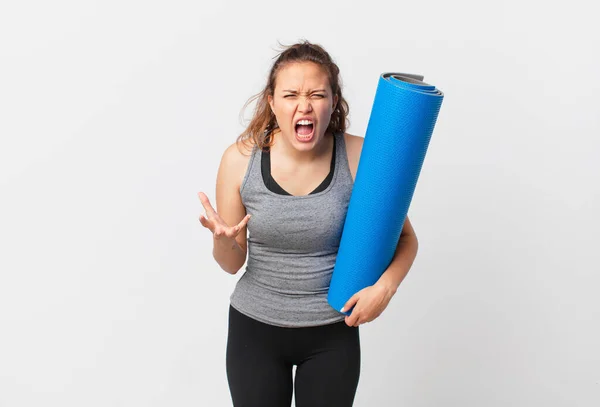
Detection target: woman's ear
<box><xmin>268</xmin><ymin>94</ymin><xmax>274</xmax><ymax>112</ymax></box>
<box><xmin>333</xmin><ymin>94</ymin><xmax>339</xmax><ymax>110</ymax></box>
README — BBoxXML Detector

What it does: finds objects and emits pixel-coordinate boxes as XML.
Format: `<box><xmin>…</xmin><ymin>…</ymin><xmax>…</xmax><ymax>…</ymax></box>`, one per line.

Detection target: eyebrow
<box><xmin>282</xmin><ymin>89</ymin><xmax>328</xmax><ymax>93</ymax></box>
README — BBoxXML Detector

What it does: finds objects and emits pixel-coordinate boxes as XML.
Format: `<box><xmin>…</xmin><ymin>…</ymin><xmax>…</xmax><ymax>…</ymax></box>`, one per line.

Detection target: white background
<box><xmin>1</xmin><ymin>0</ymin><xmax>599</xmax><ymax>406</ymax></box>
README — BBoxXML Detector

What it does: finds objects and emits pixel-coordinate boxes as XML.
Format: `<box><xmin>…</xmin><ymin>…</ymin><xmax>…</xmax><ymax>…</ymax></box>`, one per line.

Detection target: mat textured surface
<box><xmin>328</xmin><ymin>73</ymin><xmax>444</xmax><ymax>315</ymax></box>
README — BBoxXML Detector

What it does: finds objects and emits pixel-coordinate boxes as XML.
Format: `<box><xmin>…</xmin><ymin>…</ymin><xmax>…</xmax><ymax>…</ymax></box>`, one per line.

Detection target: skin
<box><xmin>198</xmin><ymin>61</ymin><xmax>419</xmax><ymax>327</ymax></box>
<box><xmin>267</xmin><ymin>61</ymin><xmax>338</xmax><ymax>164</ymax></box>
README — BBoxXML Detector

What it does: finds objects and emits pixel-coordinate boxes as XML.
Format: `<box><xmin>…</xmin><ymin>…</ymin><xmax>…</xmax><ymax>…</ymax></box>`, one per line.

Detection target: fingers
<box><xmin>199</xmin><ymin>214</ymin><xmax>248</xmax><ymax>241</ymax></box>
<box><xmin>199</xmin><ymin>214</ymin><xmax>210</xmax><ymax>228</ymax></box>
<box><xmin>223</xmin><ymin>214</ymin><xmax>252</xmax><ymax>239</ymax></box>
<box><xmin>345</xmin><ymin>313</ymin><xmax>361</xmax><ymax>327</ymax></box>
<box><xmin>213</xmin><ymin>225</ymin><xmax>228</xmax><ymax>240</ymax></box>
<box><xmin>197</xmin><ymin>192</ymin><xmax>217</xmax><ymax>219</ymax></box>
<box><xmin>224</xmin><ymin>225</ymin><xmax>240</xmax><ymax>239</ymax></box>
<box><xmin>345</xmin><ymin>312</ymin><xmax>368</xmax><ymax>327</ymax></box>
<box><xmin>235</xmin><ymin>214</ymin><xmax>252</xmax><ymax>230</ymax></box>
<box><xmin>198</xmin><ymin>192</ymin><xmax>216</xmax><ymax>233</ymax></box>
<box><xmin>341</xmin><ymin>293</ymin><xmax>359</xmax><ymax>314</ymax></box>
<box><xmin>197</xmin><ymin>192</ymin><xmax>252</xmax><ymax>240</ymax></box>
<box><xmin>342</xmin><ymin>293</ymin><xmax>363</xmax><ymax>327</ymax></box>
<box><xmin>345</xmin><ymin>311</ymin><xmax>358</xmax><ymax>327</ymax></box>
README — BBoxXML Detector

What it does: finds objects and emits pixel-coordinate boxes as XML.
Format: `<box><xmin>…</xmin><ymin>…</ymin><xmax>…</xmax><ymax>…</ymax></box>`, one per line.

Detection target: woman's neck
<box><xmin>269</xmin><ymin>130</ymin><xmax>333</xmax><ymax>165</ymax></box>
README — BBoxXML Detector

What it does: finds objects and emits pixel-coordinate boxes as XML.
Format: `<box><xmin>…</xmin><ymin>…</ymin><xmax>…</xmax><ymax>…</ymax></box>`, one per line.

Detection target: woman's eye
<box><xmin>283</xmin><ymin>94</ymin><xmax>325</xmax><ymax>99</ymax></box>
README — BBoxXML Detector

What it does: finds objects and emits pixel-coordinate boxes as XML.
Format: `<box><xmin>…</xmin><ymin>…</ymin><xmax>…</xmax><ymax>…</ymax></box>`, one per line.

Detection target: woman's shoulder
<box><xmin>343</xmin><ymin>132</ymin><xmax>364</xmax><ymax>150</ymax></box>
<box><xmin>342</xmin><ymin>132</ymin><xmax>364</xmax><ymax>182</ymax></box>
<box><xmin>223</xmin><ymin>139</ymin><xmax>256</xmax><ymax>160</ymax></box>
<box><xmin>219</xmin><ymin>140</ymin><xmax>256</xmax><ymax>189</ymax></box>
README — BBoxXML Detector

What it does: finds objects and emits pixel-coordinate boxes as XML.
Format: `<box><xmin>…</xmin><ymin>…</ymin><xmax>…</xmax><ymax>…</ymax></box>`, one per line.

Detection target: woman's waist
<box><xmin>240</xmin><ymin>262</ymin><xmax>334</xmax><ymax>295</ymax></box>
<box><xmin>230</xmin><ymin>277</ymin><xmax>344</xmax><ymax>328</ymax></box>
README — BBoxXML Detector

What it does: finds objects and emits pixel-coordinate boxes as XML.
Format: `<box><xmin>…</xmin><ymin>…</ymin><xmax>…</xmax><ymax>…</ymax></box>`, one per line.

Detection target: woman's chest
<box><xmin>247</xmin><ymin>193</ymin><xmax>351</xmax><ymax>252</ymax></box>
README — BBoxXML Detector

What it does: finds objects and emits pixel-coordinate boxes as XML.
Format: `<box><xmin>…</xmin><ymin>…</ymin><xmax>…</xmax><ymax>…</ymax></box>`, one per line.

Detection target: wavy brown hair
<box><xmin>236</xmin><ymin>40</ymin><xmax>350</xmax><ymax>153</ymax></box>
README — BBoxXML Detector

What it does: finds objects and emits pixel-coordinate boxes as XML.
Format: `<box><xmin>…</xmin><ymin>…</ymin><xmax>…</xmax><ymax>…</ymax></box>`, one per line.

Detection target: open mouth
<box><xmin>295</xmin><ymin>119</ymin><xmax>314</xmax><ymax>139</ymax></box>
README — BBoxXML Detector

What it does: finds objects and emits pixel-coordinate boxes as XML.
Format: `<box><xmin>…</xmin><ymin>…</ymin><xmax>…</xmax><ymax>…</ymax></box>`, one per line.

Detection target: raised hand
<box><xmin>198</xmin><ymin>192</ymin><xmax>251</xmax><ymax>240</ymax></box>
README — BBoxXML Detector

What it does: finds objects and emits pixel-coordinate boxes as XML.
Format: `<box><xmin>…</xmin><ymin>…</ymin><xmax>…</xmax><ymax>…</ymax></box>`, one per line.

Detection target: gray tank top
<box><xmin>230</xmin><ymin>131</ymin><xmax>353</xmax><ymax>327</ymax></box>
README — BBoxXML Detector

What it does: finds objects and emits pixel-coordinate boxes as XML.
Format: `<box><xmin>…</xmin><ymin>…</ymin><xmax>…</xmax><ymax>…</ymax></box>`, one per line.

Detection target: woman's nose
<box><xmin>298</xmin><ymin>96</ymin><xmax>313</xmax><ymax>112</ymax></box>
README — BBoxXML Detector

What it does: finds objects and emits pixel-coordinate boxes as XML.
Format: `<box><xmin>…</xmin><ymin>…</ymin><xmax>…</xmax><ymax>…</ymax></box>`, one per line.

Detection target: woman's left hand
<box><xmin>341</xmin><ymin>283</ymin><xmax>396</xmax><ymax>327</ymax></box>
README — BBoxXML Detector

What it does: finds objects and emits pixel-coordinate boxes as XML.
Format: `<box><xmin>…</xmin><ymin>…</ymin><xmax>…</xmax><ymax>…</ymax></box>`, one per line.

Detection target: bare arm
<box><xmin>199</xmin><ymin>143</ymin><xmax>251</xmax><ymax>275</ymax></box>
<box><xmin>376</xmin><ymin>216</ymin><xmax>419</xmax><ymax>294</ymax></box>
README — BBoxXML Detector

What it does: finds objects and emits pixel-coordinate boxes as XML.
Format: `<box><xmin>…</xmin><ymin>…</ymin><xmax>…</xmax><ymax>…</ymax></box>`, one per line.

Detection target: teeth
<box><xmin>297</xmin><ymin>119</ymin><xmax>313</xmax><ymax>125</ymax></box>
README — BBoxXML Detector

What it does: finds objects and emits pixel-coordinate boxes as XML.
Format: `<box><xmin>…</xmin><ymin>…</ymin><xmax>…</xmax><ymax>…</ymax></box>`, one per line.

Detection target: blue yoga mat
<box><xmin>327</xmin><ymin>73</ymin><xmax>444</xmax><ymax>315</ymax></box>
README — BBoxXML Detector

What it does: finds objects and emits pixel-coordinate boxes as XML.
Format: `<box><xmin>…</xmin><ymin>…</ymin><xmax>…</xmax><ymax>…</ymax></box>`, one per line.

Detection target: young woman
<box><xmin>198</xmin><ymin>40</ymin><xmax>418</xmax><ymax>407</ymax></box>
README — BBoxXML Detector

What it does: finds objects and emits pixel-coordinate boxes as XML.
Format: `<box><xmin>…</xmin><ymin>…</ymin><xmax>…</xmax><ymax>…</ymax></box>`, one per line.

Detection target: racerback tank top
<box><xmin>229</xmin><ymin>131</ymin><xmax>354</xmax><ymax>327</ymax></box>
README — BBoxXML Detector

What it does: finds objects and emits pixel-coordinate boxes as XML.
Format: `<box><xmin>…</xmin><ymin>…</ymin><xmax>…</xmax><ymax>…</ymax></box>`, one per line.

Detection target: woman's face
<box><xmin>268</xmin><ymin>62</ymin><xmax>338</xmax><ymax>151</ymax></box>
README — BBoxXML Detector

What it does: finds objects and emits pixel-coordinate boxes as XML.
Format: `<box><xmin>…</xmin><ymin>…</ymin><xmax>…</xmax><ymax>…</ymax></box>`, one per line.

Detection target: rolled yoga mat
<box><xmin>328</xmin><ymin>73</ymin><xmax>444</xmax><ymax>315</ymax></box>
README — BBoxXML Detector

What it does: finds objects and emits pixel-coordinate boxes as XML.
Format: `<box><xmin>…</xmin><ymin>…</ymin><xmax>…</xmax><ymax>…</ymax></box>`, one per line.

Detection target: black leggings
<box><xmin>226</xmin><ymin>305</ymin><xmax>361</xmax><ymax>407</ymax></box>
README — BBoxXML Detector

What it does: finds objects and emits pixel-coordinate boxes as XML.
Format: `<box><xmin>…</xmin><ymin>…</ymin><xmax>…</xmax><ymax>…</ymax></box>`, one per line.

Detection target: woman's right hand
<box><xmin>197</xmin><ymin>192</ymin><xmax>251</xmax><ymax>241</ymax></box>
